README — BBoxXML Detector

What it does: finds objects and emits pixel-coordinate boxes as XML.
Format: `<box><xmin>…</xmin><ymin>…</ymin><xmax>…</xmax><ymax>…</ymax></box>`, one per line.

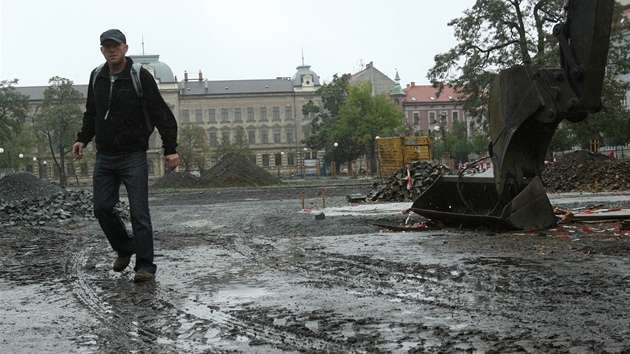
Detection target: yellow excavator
<box><xmin>410</xmin><ymin>0</ymin><xmax>615</xmax><ymax>230</ymax></box>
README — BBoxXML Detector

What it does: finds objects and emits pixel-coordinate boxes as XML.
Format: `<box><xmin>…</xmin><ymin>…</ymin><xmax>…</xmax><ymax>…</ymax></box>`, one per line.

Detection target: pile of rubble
<box><xmin>152</xmin><ymin>171</ymin><xmax>198</xmax><ymax>189</ymax></box>
<box><xmin>542</xmin><ymin>150</ymin><xmax>630</xmax><ymax>192</ymax></box>
<box><xmin>196</xmin><ymin>153</ymin><xmax>283</xmax><ymax>188</ymax></box>
<box><xmin>368</xmin><ymin>161</ymin><xmax>453</xmax><ymax>202</ymax></box>
<box><xmin>0</xmin><ymin>172</ymin><xmax>128</xmax><ymax>227</ymax></box>
<box><xmin>153</xmin><ymin>153</ymin><xmax>284</xmax><ymax>189</ymax></box>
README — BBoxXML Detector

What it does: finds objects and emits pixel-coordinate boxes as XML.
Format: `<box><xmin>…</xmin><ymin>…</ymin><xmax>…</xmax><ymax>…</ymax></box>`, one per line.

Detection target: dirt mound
<box><xmin>152</xmin><ymin>172</ymin><xmax>198</xmax><ymax>188</ymax></box>
<box><xmin>0</xmin><ymin>173</ymin><xmax>68</xmax><ymax>202</ymax></box>
<box><xmin>542</xmin><ymin>150</ymin><xmax>630</xmax><ymax>192</ymax></box>
<box><xmin>195</xmin><ymin>153</ymin><xmax>283</xmax><ymax>188</ymax></box>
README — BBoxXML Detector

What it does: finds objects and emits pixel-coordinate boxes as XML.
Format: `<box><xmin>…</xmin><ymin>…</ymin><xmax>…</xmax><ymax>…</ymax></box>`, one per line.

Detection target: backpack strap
<box><xmin>130</xmin><ymin>64</ymin><xmax>154</xmax><ymax>134</ymax></box>
<box><xmin>130</xmin><ymin>63</ymin><xmax>144</xmax><ymax>98</ymax></box>
<box><xmin>91</xmin><ymin>63</ymin><xmax>105</xmax><ymax>92</ymax></box>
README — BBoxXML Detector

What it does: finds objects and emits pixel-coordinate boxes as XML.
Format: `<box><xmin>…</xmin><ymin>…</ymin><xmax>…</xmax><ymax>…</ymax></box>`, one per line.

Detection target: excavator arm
<box><xmin>490</xmin><ymin>0</ymin><xmax>614</xmax><ymax>195</ymax></box>
<box><xmin>411</xmin><ymin>0</ymin><xmax>614</xmax><ymax>230</ymax></box>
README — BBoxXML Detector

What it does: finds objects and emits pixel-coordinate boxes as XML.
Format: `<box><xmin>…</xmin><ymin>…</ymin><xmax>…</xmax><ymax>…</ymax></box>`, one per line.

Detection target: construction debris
<box><xmin>368</xmin><ymin>161</ymin><xmax>453</xmax><ymax>202</ymax></box>
<box><xmin>542</xmin><ymin>150</ymin><xmax>630</xmax><ymax>192</ymax></box>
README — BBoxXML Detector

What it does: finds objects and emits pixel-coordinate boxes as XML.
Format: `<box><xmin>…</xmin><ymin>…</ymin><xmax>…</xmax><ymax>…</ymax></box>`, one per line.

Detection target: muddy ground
<box><xmin>1</xmin><ymin>181</ymin><xmax>630</xmax><ymax>353</ymax></box>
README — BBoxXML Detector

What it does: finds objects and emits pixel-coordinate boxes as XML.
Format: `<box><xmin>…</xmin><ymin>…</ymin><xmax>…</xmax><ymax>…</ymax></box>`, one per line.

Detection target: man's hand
<box><xmin>72</xmin><ymin>142</ymin><xmax>85</xmax><ymax>159</ymax></box>
<box><xmin>165</xmin><ymin>154</ymin><xmax>179</xmax><ymax>171</ymax></box>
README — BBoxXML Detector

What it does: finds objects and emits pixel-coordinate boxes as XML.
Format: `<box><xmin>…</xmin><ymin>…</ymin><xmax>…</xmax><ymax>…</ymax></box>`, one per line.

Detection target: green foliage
<box><xmin>178</xmin><ymin>124</ymin><xmax>209</xmax><ymax>173</ymax></box>
<box><xmin>331</xmin><ymin>81</ymin><xmax>405</xmax><ymax>168</ymax></box>
<box><xmin>213</xmin><ymin>126</ymin><xmax>254</xmax><ymax>161</ymax></box>
<box><xmin>433</xmin><ymin>120</ymin><xmax>474</xmax><ymax>163</ymax></box>
<box><xmin>428</xmin><ymin>0</ymin><xmax>564</xmax><ymax>120</ymax></box>
<box><xmin>550</xmin><ymin>121</ymin><xmax>577</xmax><ymax>152</ymax></box>
<box><xmin>0</xmin><ymin>79</ymin><xmax>29</xmax><ymax>149</ymax></box>
<box><xmin>34</xmin><ymin>76</ymin><xmax>84</xmax><ymax>185</ymax></box>
<box><xmin>428</xmin><ymin>0</ymin><xmax>630</xmax><ymax>151</ymax></box>
<box><xmin>304</xmin><ymin>74</ymin><xmax>350</xmax><ymax>154</ymax></box>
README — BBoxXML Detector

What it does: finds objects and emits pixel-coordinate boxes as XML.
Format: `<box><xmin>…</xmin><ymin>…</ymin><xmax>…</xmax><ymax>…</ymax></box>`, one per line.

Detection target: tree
<box><xmin>428</xmin><ymin>0</ymin><xmax>630</xmax><ymax>148</ymax></box>
<box><xmin>331</xmin><ymin>81</ymin><xmax>405</xmax><ymax>175</ymax></box>
<box><xmin>213</xmin><ymin>127</ymin><xmax>254</xmax><ymax>161</ymax></box>
<box><xmin>178</xmin><ymin>124</ymin><xmax>209</xmax><ymax>173</ymax></box>
<box><xmin>34</xmin><ymin>77</ymin><xmax>84</xmax><ymax>186</ymax></box>
<box><xmin>0</xmin><ymin>79</ymin><xmax>30</xmax><ymax>169</ymax></box>
<box><xmin>303</xmin><ymin>74</ymin><xmax>350</xmax><ymax>163</ymax></box>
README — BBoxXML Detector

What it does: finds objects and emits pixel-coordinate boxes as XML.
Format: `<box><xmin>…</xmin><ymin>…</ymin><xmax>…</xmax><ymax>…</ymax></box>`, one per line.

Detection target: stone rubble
<box><xmin>0</xmin><ymin>173</ymin><xmax>128</xmax><ymax>228</ymax></box>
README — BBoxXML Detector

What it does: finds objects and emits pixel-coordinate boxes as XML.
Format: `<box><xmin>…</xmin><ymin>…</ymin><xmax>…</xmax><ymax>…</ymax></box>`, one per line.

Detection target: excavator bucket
<box><xmin>409</xmin><ymin>0</ymin><xmax>614</xmax><ymax>230</ymax></box>
<box><xmin>409</xmin><ymin>174</ymin><xmax>556</xmax><ymax>230</ymax></box>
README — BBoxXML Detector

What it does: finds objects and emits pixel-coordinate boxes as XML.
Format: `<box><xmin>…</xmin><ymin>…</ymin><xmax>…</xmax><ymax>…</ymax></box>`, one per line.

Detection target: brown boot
<box><xmin>112</xmin><ymin>255</ymin><xmax>132</xmax><ymax>272</ymax></box>
<box><xmin>134</xmin><ymin>270</ymin><xmax>155</xmax><ymax>283</ymax></box>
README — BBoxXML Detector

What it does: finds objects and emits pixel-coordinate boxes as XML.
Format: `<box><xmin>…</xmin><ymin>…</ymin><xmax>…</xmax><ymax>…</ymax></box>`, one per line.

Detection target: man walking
<box><xmin>72</xmin><ymin>29</ymin><xmax>179</xmax><ymax>283</ymax></box>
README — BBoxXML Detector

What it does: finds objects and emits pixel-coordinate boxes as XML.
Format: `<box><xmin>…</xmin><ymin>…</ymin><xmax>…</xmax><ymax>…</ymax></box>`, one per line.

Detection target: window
<box><xmin>261</xmin><ymin>130</ymin><xmax>269</xmax><ymax>144</ymax></box>
<box><xmin>413</xmin><ymin>112</ymin><xmax>419</xmax><ymax>124</ymax></box>
<box><xmin>286</xmin><ymin>130</ymin><xmax>294</xmax><ymax>144</ymax></box>
<box><xmin>248</xmin><ymin>130</ymin><xmax>256</xmax><ymax>144</ymax></box>
<box><xmin>247</xmin><ymin>107</ymin><xmax>255</xmax><ymax>122</ymax></box>
<box><xmin>221</xmin><ymin>108</ymin><xmax>229</xmax><ymax>122</ymax></box>
<box><xmin>182</xmin><ymin>109</ymin><xmax>190</xmax><ymax>124</ymax></box>
<box><xmin>288</xmin><ymin>153</ymin><xmax>295</xmax><ymax>166</ymax></box>
<box><xmin>429</xmin><ymin>112</ymin><xmax>436</xmax><ymax>124</ymax></box>
<box><xmin>285</xmin><ymin>106</ymin><xmax>292</xmax><ymax>121</ymax></box>
<box><xmin>272</xmin><ymin>106</ymin><xmax>280</xmax><ymax>121</ymax></box>
<box><xmin>259</xmin><ymin>107</ymin><xmax>268</xmax><ymax>121</ymax></box>
<box><xmin>274</xmin><ymin>153</ymin><xmax>282</xmax><ymax>166</ymax></box>
<box><xmin>452</xmin><ymin>111</ymin><xmax>459</xmax><ymax>121</ymax></box>
<box><xmin>195</xmin><ymin>109</ymin><xmax>203</xmax><ymax>123</ymax></box>
<box><xmin>208</xmin><ymin>131</ymin><xmax>218</xmax><ymax>147</ymax></box>
<box><xmin>208</xmin><ymin>109</ymin><xmax>216</xmax><ymax>123</ymax></box>
<box><xmin>234</xmin><ymin>129</ymin><xmax>245</xmax><ymax>142</ymax></box>
<box><xmin>234</xmin><ymin>108</ymin><xmax>242</xmax><ymax>122</ymax></box>
<box><xmin>221</xmin><ymin>131</ymin><xmax>230</xmax><ymax>144</ymax></box>
<box><xmin>262</xmin><ymin>154</ymin><xmax>270</xmax><ymax>167</ymax></box>
<box><xmin>273</xmin><ymin>129</ymin><xmax>281</xmax><ymax>143</ymax></box>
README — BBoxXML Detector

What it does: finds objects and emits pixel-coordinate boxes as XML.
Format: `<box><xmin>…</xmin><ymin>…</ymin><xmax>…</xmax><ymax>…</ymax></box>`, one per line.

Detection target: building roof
<box><xmin>179</xmin><ymin>78</ymin><xmax>294</xmax><ymax>96</ymax></box>
<box><xmin>404</xmin><ymin>83</ymin><xmax>461</xmax><ymax>103</ymax></box>
<box><xmin>349</xmin><ymin>61</ymin><xmax>396</xmax><ymax>96</ymax></box>
<box><xmin>130</xmin><ymin>54</ymin><xmax>175</xmax><ymax>83</ymax></box>
<box><xmin>291</xmin><ymin>64</ymin><xmax>321</xmax><ymax>87</ymax></box>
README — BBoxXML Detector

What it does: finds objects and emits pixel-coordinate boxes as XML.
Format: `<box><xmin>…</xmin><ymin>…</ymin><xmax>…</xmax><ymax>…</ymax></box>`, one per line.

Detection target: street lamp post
<box><xmin>18</xmin><ymin>153</ymin><xmax>24</xmax><ymax>172</ymax></box>
<box><xmin>302</xmin><ymin>147</ymin><xmax>307</xmax><ymax>178</ymax></box>
<box><xmin>332</xmin><ymin>142</ymin><xmax>338</xmax><ymax>178</ymax></box>
<box><xmin>42</xmin><ymin>160</ymin><xmax>48</xmax><ymax>179</ymax></box>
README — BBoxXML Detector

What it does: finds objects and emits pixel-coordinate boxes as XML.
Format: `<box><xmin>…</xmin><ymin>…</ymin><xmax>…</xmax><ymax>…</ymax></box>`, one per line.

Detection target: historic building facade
<box><xmin>14</xmin><ymin>55</ymin><xmax>323</xmax><ymax>181</ymax></box>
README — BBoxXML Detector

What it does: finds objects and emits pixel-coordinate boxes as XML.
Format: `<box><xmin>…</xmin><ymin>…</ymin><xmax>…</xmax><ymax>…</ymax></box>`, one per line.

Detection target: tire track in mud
<box><xmin>64</xmin><ymin>234</ymin><xmax>351</xmax><ymax>353</ymax></box>
<box><xmin>223</xmin><ymin>234</ymin><xmax>630</xmax><ymax>353</ymax></box>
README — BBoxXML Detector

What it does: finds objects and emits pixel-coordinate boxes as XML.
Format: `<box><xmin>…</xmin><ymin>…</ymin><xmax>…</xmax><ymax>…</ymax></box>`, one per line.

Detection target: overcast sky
<box><xmin>1</xmin><ymin>0</ymin><xmax>475</xmax><ymax>87</ymax></box>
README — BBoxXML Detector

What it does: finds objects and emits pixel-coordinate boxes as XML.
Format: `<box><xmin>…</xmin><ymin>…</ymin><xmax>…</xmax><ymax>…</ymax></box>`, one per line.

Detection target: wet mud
<box><xmin>1</xmin><ymin>185</ymin><xmax>630</xmax><ymax>353</ymax></box>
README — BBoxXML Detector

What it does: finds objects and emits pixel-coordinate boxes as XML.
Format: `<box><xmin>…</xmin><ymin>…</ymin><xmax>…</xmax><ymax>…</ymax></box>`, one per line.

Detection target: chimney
<box><xmin>411</xmin><ymin>82</ymin><xmax>415</xmax><ymax>87</ymax></box>
<box><xmin>198</xmin><ymin>70</ymin><xmax>203</xmax><ymax>81</ymax></box>
<box><xmin>184</xmin><ymin>71</ymin><xmax>189</xmax><ymax>82</ymax></box>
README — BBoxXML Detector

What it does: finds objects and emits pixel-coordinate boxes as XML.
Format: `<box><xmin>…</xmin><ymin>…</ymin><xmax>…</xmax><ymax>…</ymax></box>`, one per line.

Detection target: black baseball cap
<box><xmin>100</xmin><ymin>29</ymin><xmax>126</xmax><ymax>45</ymax></box>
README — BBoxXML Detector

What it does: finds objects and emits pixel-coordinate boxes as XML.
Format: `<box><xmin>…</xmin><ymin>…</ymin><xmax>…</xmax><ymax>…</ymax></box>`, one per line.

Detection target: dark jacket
<box><xmin>77</xmin><ymin>57</ymin><xmax>178</xmax><ymax>156</ymax></box>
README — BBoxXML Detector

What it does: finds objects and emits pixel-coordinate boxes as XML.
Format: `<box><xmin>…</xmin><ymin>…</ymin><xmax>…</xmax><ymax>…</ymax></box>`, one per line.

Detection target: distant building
<box><xmin>348</xmin><ymin>61</ymin><xmax>395</xmax><ymax>96</ymax></box>
<box><xmin>401</xmin><ymin>82</ymin><xmax>469</xmax><ymax>138</ymax></box>
<box><xmin>15</xmin><ymin>55</ymin><xmax>323</xmax><ymax>181</ymax></box>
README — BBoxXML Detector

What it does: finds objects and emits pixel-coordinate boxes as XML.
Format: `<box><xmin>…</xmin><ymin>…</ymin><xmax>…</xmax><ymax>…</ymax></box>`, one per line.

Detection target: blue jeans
<box><xmin>93</xmin><ymin>151</ymin><xmax>156</xmax><ymax>274</ymax></box>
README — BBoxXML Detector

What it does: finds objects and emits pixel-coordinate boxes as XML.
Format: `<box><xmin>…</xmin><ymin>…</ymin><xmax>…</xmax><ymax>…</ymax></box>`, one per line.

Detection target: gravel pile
<box><xmin>194</xmin><ymin>153</ymin><xmax>283</xmax><ymax>188</ymax></box>
<box><xmin>542</xmin><ymin>150</ymin><xmax>630</xmax><ymax>192</ymax></box>
<box><xmin>0</xmin><ymin>173</ymin><xmax>68</xmax><ymax>201</ymax></box>
<box><xmin>152</xmin><ymin>171</ymin><xmax>199</xmax><ymax>188</ymax></box>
